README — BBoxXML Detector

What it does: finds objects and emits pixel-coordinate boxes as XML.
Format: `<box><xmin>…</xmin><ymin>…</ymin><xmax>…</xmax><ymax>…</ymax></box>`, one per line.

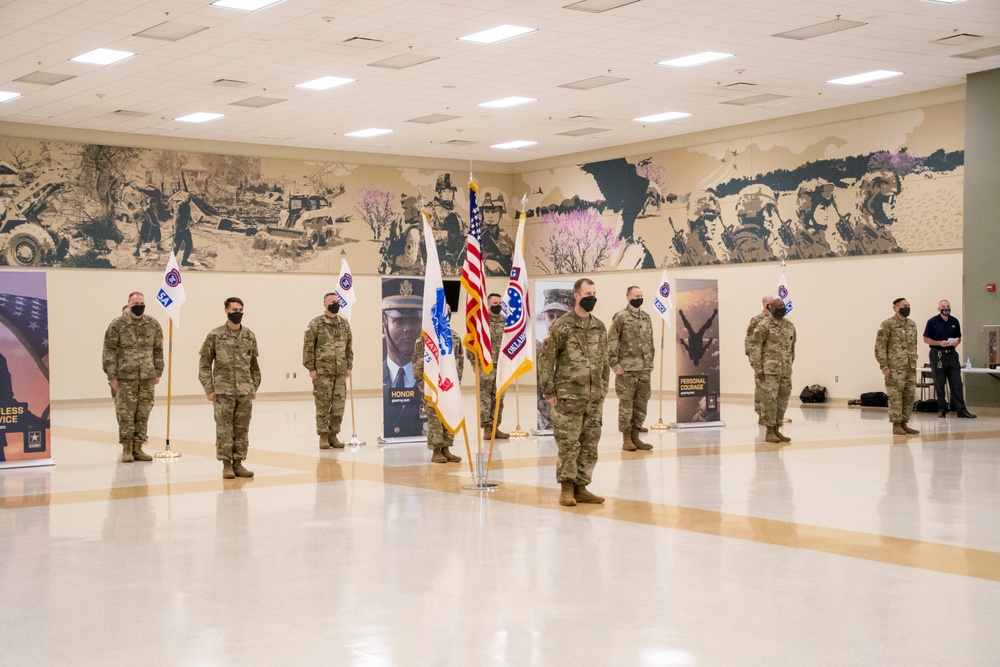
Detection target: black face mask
<box><xmin>130</xmin><ymin>304</ymin><xmax>145</xmax><ymax>317</ymax></box>
<box><xmin>898</xmin><ymin>307</ymin><xmax>910</xmax><ymax>318</ymax></box>
<box><xmin>490</xmin><ymin>305</ymin><xmax>502</xmax><ymax>315</ymax></box>
<box><xmin>227</xmin><ymin>311</ymin><xmax>244</xmax><ymax>325</ymax></box>
<box><xmin>629</xmin><ymin>298</ymin><xmax>643</xmax><ymax>309</ymax></box>
<box><xmin>327</xmin><ymin>303</ymin><xmax>341</xmax><ymax>314</ymax></box>
<box><xmin>771</xmin><ymin>307</ymin><xmax>786</xmax><ymax>319</ymax></box>
<box><xmin>579</xmin><ymin>295</ymin><xmax>597</xmax><ymax>312</ymax></box>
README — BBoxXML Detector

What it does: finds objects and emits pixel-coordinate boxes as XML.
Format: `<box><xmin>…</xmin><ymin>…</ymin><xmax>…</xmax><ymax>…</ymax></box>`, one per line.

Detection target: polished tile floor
<box><xmin>1</xmin><ymin>394</ymin><xmax>999</xmax><ymax>666</ymax></box>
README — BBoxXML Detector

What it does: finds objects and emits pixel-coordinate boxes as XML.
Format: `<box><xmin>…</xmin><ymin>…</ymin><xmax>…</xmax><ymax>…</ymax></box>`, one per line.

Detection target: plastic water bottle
<box><xmin>966</xmin><ymin>357</ymin><xmax>972</xmax><ymax>370</ymax></box>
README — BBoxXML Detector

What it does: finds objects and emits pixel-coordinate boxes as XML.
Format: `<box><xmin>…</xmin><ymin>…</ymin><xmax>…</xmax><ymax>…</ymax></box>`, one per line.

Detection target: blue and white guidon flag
<box><xmin>156</xmin><ymin>252</ymin><xmax>187</xmax><ymax>327</ymax></box>
<box><xmin>652</xmin><ymin>269</ymin><xmax>673</xmax><ymax>326</ymax></box>
<box><xmin>777</xmin><ymin>267</ymin><xmax>792</xmax><ymax>314</ymax></box>
<box><xmin>336</xmin><ymin>256</ymin><xmax>357</xmax><ymax>323</ymax></box>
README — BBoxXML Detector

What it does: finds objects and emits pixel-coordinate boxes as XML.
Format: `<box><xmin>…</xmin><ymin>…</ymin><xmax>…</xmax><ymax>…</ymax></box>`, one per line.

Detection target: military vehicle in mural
<box><xmin>0</xmin><ymin>170</ymin><xmax>70</xmax><ymax>267</ymax></box>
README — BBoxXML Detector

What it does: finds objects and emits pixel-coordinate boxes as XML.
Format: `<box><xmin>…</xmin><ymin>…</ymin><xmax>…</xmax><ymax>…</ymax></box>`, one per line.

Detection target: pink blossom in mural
<box><xmin>867</xmin><ymin>148</ymin><xmax>926</xmax><ymax>177</ymax></box>
<box><xmin>537</xmin><ymin>209</ymin><xmax>620</xmax><ymax>274</ymax></box>
<box><xmin>355</xmin><ymin>187</ymin><xmax>396</xmax><ymax>240</ymax></box>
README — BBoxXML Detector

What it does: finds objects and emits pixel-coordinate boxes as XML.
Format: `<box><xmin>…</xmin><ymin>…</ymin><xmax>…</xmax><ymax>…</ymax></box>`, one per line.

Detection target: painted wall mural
<box><xmin>515</xmin><ymin>102</ymin><xmax>966</xmax><ymax>274</ymax></box>
<box><xmin>0</xmin><ymin>137</ymin><xmax>515</xmax><ymax>276</ymax></box>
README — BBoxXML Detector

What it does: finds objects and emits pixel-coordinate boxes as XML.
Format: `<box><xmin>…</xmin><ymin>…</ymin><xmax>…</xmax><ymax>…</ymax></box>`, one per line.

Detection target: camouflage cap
<box><xmin>382</xmin><ymin>277</ymin><xmax>424</xmax><ymax>311</ymax></box>
<box><xmin>539</xmin><ymin>289</ymin><xmax>573</xmax><ymax>314</ymax></box>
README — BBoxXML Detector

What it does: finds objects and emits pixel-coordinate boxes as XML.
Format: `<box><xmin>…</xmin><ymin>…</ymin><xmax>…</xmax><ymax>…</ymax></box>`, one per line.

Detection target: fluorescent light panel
<box><xmin>368</xmin><ymin>54</ymin><xmax>439</xmax><ymax>69</ymax></box>
<box><xmin>175</xmin><ymin>112</ymin><xmax>224</xmax><ymax>123</ymax></box>
<box><xmin>230</xmin><ymin>96</ymin><xmax>285</xmax><ymax>108</ymax></box>
<box><xmin>345</xmin><ymin>128</ymin><xmax>392</xmax><ymax>138</ymax></box>
<box><xmin>634</xmin><ymin>111</ymin><xmax>691</xmax><ymax>122</ymax></box>
<box><xmin>774</xmin><ymin>18</ymin><xmax>866</xmax><ymax>41</ymax></box>
<box><xmin>0</xmin><ymin>91</ymin><xmax>22</xmax><ymax>104</ymax></box>
<box><xmin>211</xmin><ymin>0</ymin><xmax>284</xmax><ymax>10</ymax></box>
<box><xmin>134</xmin><ymin>21</ymin><xmax>208</xmax><ymax>41</ymax></box>
<box><xmin>563</xmin><ymin>0</ymin><xmax>640</xmax><ymax>12</ymax></box>
<box><xmin>478</xmin><ymin>96</ymin><xmax>536</xmax><ymax>109</ymax></box>
<box><xmin>559</xmin><ymin>75</ymin><xmax>628</xmax><ymax>90</ymax></box>
<box><xmin>71</xmin><ymin>48</ymin><xmax>135</xmax><ymax>65</ymax></box>
<box><xmin>295</xmin><ymin>76</ymin><xmax>355</xmax><ymax>90</ymax></box>
<box><xmin>459</xmin><ymin>25</ymin><xmax>536</xmax><ymax>44</ymax></box>
<box><xmin>659</xmin><ymin>51</ymin><xmax>734</xmax><ymax>68</ymax></box>
<box><xmin>406</xmin><ymin>114</ymin><xmax>460</xmax><ymax>124</ymax></box>
<box><xmin>826</xmin><ymin>70</ymin><xmax>903</xmax><ymax>85</ymax></box>
<box><xmin>491</xmin><ymin>140</ymin><xmax>536</xmax><ymax>149</ymax></box>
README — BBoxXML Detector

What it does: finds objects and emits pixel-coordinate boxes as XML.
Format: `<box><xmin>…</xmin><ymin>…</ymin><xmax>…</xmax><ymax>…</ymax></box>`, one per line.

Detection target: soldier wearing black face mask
<box><xmin>469</xmin><ymin>292</ymin><xmax>508</xmax><ymax>439</ymax></box>
<box><xmin>303</xmin><ymin>292</ymin><xmax>354</xmax><ymax>449</ymax></box>
<box><xmin>102</xmin><ymin>291</ymin><xmax>163</xmax><ymax>463</ymax></box>
<box><xmin>875</xmin><ymin>297</ymin><xmax>919</xmax><ymax>436</ymax></box>
<box><xmin>609</xmin><ymin>285</ymin><xmax>654</xmax><ymax>451</ymax></box>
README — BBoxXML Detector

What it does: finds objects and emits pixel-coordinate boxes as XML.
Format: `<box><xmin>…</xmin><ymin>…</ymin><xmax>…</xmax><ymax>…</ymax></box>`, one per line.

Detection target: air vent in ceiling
<box><xmin>134</xmin><ymin>22</ymin><xmax>208</xmax><ymax>41</ymax></box>
<box><xmin>934</xmin><ymin>33</ymin><xmax>982</xmax><ymax>46</ymax></box>
<box><xmin>953</xmin><ymin>44</ymin><xmax>1000</xmax><ymax>60</ymax></box>
<box><xmin>14</xmin><ymin>71</ymin><xmax>75</xmax><ymax>86</ymax></box>
<box><xmin>721</xmin><ymin>94</ymin><xmax>790</xmax><ymax>107</ymax></box>
<box><xmin>369</xmin><ymin>54</ymin><xmax>439</xmax><ymax>69</ymax></box>
<box><xmin>446</xmin><ymin>140</ymin><xmax>475</xmax><ymax>146</ymax></box>
<box><xmin>559</xmin><ymin>76</ymin><xmax>628</xmax><ymax>90</ymax></box>
<box><xmin>343</xmin><ymin>36</ymin><xmax>384</xmax><ymax>47</ymax></box>
<box><xmin>566</xmin><ymin>114</ymin><xmax>599</xmax><ymax>122</ymax></box>
<box><xmin>720</xmin><ymin>82</ymin><xmax>758</xmax><ymax>91</ymax></box>
<box><xmin>212</xmin><ymin>79</ymin><xmax>248</xmax><ymax>87</ymax></box>
<box><xmin>774</xmin><ymin>18</ymin><xmax>866</xmax><ymax>40</ymax></box>
<box><xmin>230</xmin><ymin>96</ymin><xmax>285</xmax><ymax>108</ymax></box>
<box><xmin>406</xmin><ymin>114</ymin><xmax>461</xmax><ymax>124</ymax></box>
<box><xmin>111</xmin><ymin>110</ymin><xmax>150</xmax><ymax>118</ymax></box>
<box><xmin>557</xmin><ymin>127</ymin><xmax>609</xmax><ymax>137</ymax></box>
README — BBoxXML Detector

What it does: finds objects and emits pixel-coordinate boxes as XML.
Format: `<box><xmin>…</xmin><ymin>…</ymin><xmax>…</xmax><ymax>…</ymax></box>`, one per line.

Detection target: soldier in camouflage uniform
<box><xmin>853</xmin><ymin>171</ymin><xmax>904</xmax><ymax>255</ymax></box>
<box><xmin>471</xmin><ymin>292</ymin><xmax>508</xmax><ymax>440</ymax></box>
<box><xmin>681</xmin><ymin>190</ymin><xmax>723</xmax><ymax>266</ymax></box>
<box><xmin>749</xmin><ymin>298</ymin><xmax>796</xmax><ymax>444</ymax></box>
<box><xmin>875</xmin><ymin>297</ymin><xmax>919</xmax><ymax>435</ymax></box>
<box><xmin>199</xmin><ymin>297</ymin><xmax>262</xmax><ymax>479</ymax></box>
<box><xmin>103</xmin><ymin>292</ymin><xmax>163</xmax><ymax>463</ymax></box>
<box><xmin>413</xmin><ymin>322</ymin><xmax>464</xmax><ymax>463</ymax></box>
<box><xmin>745</xmin><ymin>295</ymin><xmax>774</xmax><ymax>425</ymax></box>
<box><xmin>303</xmin><ymin>292</ymin><xmax>353</xmax><ymax>449</ymax></box>
<box><xmin>608</xmin><ymin>286</ymin><xmax>654</xmax><ymax>452</ymax></box>
<box><xmin>537</xmin><ymin>278</ymin><xmax>610</xmax><ymax>507</ymax></box>
<box><xmin>730</xmin><ymin>184</ymin><xmax>781</xmax><ymax>263</ymax></box>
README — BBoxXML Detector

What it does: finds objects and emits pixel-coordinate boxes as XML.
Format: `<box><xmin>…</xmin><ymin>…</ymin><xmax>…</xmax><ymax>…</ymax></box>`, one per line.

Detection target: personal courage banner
<box><xmin>675</xmin><ymin>279</ymin><xmax>722</xmax><ymax>428</ymax></box>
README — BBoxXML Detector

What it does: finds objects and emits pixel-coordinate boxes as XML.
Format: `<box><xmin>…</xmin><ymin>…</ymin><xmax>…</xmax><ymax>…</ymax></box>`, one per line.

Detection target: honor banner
<box><xmin>533</xmin><ymin>280</ymin><xmax>574</xmax><ymax>434</ymax></box>
<box><xmin>381</xmin><ymin>276</ymin><xmax>426</xmax><ymax>441</ymax></box>
<box><xmin>0</xmin><ymin>272</ymin><xmax>52</xmax><ymax>468</ymax></box>
<box><xmin>675</xmin><ymin>279</ymin><xmax>723</xmax><ymax>428</ymax></box>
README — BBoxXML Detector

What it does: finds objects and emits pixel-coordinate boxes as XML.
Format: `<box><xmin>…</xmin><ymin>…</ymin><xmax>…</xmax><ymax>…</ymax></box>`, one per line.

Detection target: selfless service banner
<box><xmin>532</xmin><ymin>280</ymin><xmax>574</xmax><ymax>434</ymax></box>
<box><xmin>0</xmin><ymin>272</ymin><xmax>52</xmax><ymax>468</ymax></box>
<box><xmin>381</xmin><ymin>276</ymin><xmax>426</xmax><ymax>441</ymax></box>
<box><xmin>675</xmin><ymin>279</ymin><xmax>723</xmax><ymax>428</ymax></box>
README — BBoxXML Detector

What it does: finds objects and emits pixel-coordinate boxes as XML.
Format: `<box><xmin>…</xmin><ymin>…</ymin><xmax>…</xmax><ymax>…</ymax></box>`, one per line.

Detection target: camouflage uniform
<box><xmin>538</xmin><ymin>312</ymin><xmax>610</xmax><ymax>486</ymax></box>
<box><xmin>749</xmin><ymin>317</ymin><xmax>796</xmax><ymax>427</ymax></box>
<box><xmin>875</xmin><ymin>316</ymin><xmax>918</xmax><ymax>424</ymax></box>
<box><xmin>199</xmin><ymin>325</ymin><xmax>262</xmax><ymax>462</ymax></box>
<box><xmin>302</xmin><ymin>313</ymin><xmax>353</xmax><ymax>439</ymax></box>
<box><xmin>608</xmin><ymin>307</ymin><xmax>654</xmax><ymax>432</ymax></box>
<box><xmin>413</xmin><ymin>331</ymin><xmax>464</xmax><ymax>452</ymax></box>
<box><xmin>744</xmin><ymin>311</ymin><xmax>769</xmax><ymax>417</ymax></box>
<box><xmin>470</xmin><ymin>312</ymin><xmax>505</xmax><ymax>430</ymax></box>
<box><xmin>103</xmin><ymin>314</ymin><xmax>164</xmax><ymax>449</ymax></box>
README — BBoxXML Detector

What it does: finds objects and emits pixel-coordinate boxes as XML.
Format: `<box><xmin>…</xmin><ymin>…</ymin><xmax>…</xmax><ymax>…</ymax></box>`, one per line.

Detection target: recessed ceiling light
<box><xmin>230</xmin><ymin>96</ymin><xmax>285</xmax><ymax>108</ymax></box>
<box><xmin>459</xmin><ymin>25</ymin><xmax>536</xmax><ymax>44</ymax></box>
<box><xmin>211</xmin><ymin>0</ymin><xmax>284</xmax><ymax>10</ymax></box>
<box><xmin>826</xmin><ymin>70</ymin><xmax>903</xmax><ymax>85</ymax></box>
<box><xmin>774</xmin><ymin>18</ymin><xmax>866</xmax><ymax>41</ymax></box>
<box><xmin>134</xmin><ymin>21</ymin><xmax>208</xmax><ymax>41</ymax></box>
<box><xmin>559</xmin><ymin>76</ymin><xmax>628</xmax><ymax>90</ymax></box>
<box><xmin>368</xmin><ymin>54</ymin><xmax>439</xmax><ymax>69</ymax></box>
<box><xmin>70</xmin><ymin>48</ymin><xmax>135</xmax><ymax>65</ymax></box>
<box><xmin>633</xmin><ymin>111</ymin><xmax>691</xmax><ymax>123</ymax></box>
<box><xmin>564</xmin><ymin>0</ymin><xmax>640</xmax><ymax>13</ymax></box>
<box><xmin>345</xmin><ymin>128</ymin><xmax>392</xmax><ymax>138</ymax></box>
<box><xmin>406</xmin><ymin>114</ymin><xmax>461</xmax><ymax>124</ymax></box>
<box><xmin>490</xmin><ymin>140</ymin><xmax>537</xmax><ymax>149</ymax></box>
<box><xmin>175</xmin><ymin>112</ymin><xmax>225</xmax><ymax>123</ymax></box>
<box><xmin>0</xmin><ymin>91</ymin><xmax>22</xmax><ymax>104</ymax></box>
<box><xmin>295</xmin><ymin>76</ymin><xmax>355</xmax><ymax>90</ymax></box>
<box><xmin>478</xmin><ymin>96</ymin><xmax>536</xmax><ymax>109</ymax></box>
<box><xmin>658</xmin><ymin>52</ymin><xmax>734</xmax><ymax>68</ymax></box>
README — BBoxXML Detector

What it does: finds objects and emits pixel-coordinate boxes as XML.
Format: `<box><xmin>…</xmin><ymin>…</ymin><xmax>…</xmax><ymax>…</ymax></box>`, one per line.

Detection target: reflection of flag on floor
<box><xmin>777</xmin><ymin>267</ymin><xmax>792</xmax><ymax>314</ymax></box>
<box><xmin>337</xmin><ymin>256</ymin><xmax>357</xmax><ymax>323</ymax></box>
<box><xmin>653</xmin><ymin>269</ymin><xmax>673</xmax><ymax>325</ymax></box>
<box><xmin>496</xmin><ymin>213</ymin><xmax>533</xmax><ymax>397</ymax></box>
<box><xmin>0</xmin><ymin>293</ymin><xmax>49</xmax><ymax>377</ymax></box>
<box><xmin>156</xmin><ymin>252</ymin><xmax>187</xmax><ymax>327</ymax></box>
<box><xmin>421</xmin><ymin>212</ymin><xmax>464</xmax><ymax>433</ymax></box>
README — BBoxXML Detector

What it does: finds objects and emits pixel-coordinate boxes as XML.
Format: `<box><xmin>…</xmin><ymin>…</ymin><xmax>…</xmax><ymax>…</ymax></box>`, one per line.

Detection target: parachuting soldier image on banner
<box><xmin>381</xmin><ymin>277</ymin><xmax>425</xmax><ymax>439</ymax></box>
<box><xmin>674</xmin><ymin>279</ymin><xmax>722</xmax><ymax>427</ymax></box>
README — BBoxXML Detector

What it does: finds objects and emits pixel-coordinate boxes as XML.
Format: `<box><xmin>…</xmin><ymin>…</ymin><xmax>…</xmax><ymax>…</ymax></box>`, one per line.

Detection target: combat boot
<box><xmin>318</xmin><ymin>434</ymin><xmax>331</xmax><ymax>450</ymax></box>
<box><xmin>222</xmin><ymin>460</ymin><xmax>236</xmax><ymax>479</ymax></box>
<box><xmin>773</xmin><ymin>428</ymin><xmax>791</xmax><ymax>443</ymax></box>
<box><xmin>574</xmin><ymin>485</ymin><xmax>605</xmax><ymax>504</ymax></box>
<box><xmin>330</xmin><ymin>435</ymin><xmax>345</xmax><ymax>449</ymax></box>
<box><xmin>431</xmin><ymin>449</ymin><xmax>448</xmax><ymax>463</ymax></box>
<box><xmin>891</xmin><ymin>423</ymin><xmax>907</xmax><ymax>436</ymax></box>
<box><xmin>765</xmin><ymin>427</ymin><xmax>781</xmax><ymax>444</ymax></box>
<box><xmin>486</xmin><ymin>427</ymin><xmax>510</xmax><ymax>440</ymax></box>
<box><xmin>637</xmin><ymin>425</ymin><xmax>649</xmax><ymax>433</ymax></box>
<box><xmin>622</xmin><ymin>431</ymin><xmax>637</xmax><ymax>452</ymax></box>
<box><xmin>758</xmin><ymin>416</ymin><xmax>765</xmax><ymax>426</ymax></box>
<box><xmin>630</xmin><ymin>429</ymin><xmax>653</xmax><ymax>451</ymax></box>
<box><xmin>232</xmin><ymin>460</ymin><xmax>254</xmax><ymax>478</ymax></box>
<box><xmin>901</xmin><ymin>422</ymin><xmax>920</xmax><ymax>435</ymax></box>
<box><xmin>132</xmin><ymin>441</ymin><xmax>153</xmax><ymax>461</ymax></box>
<box><xmin>121</xmin><ymin>441</ymin><xmax>134</xmax><ymax>463</ymax></box>
<box><xmin>442</xmin><ymin>447</ymin><xmax>462</xmax><ymax>463</ymax></box>
<box><xmin>559</xmin><ymin>481</ymin><xmax>577</xmax><ymax>507</ymax></box>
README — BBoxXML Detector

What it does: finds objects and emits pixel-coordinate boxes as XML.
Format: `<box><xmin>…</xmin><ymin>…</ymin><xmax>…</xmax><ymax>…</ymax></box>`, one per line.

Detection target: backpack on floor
<box><xmin>859</xmin><ymin>391</ymin><xmax>889</xmax><ymax>407</ymax></box>
<box><xmin>913</xmin><ymin>399</ymin><xmax>939</xmax><ymax>413</ymax></box>
<box><xmin>799</xmin><ymin>385</ymin><xmax>828</xmax><ymax>403</ymax></box>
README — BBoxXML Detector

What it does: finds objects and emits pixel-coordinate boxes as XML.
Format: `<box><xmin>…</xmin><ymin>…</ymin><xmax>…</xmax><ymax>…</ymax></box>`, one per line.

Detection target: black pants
<box><xmin>930</xmin><ymin>348</ymin><xmax>966</xmax><ymax>412</ymax></box>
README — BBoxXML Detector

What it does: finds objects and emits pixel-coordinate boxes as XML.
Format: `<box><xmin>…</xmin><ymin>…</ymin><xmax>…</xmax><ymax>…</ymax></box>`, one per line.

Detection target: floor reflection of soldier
<box><xmin>784</xmin><ymin>179</ymin><xmax>839</xmax><ymax>259</ymax></box>
<box><xmin>480</xmin><ymin>193</ymin><xmax>513</xmax><ymax>276</ymax></box>
<box><xmin>728</xmin><ymin>184</ymin><xmax>781</xmax><ymax>263</ymax></box>
<box><xmin>679</xmin><ymin>308</ymin><xmax>718</xmax><ymax>367</ymax></box>
<box><xmin>676</xmin><ymin>190</ymin><xmax>723</xmax><ymax>266</ymax></box>
<box><xmin>0</xmin><ymin>352</ymin><xmax>11</xmax><ymax>462</ymax></box>
<box><xmin>852</xmin><ymin>170</ymin><xmax>904</xmax><ymax>255</ymax></box>
<box><xmin>378</xmin><ymin>195</ymin><xmax>426</xmax><ymax>275</ymax></box>
<box><xmin>535</xmin><ymin>290</ymin><xmax>573</xmax><ymax>431</ymax></box>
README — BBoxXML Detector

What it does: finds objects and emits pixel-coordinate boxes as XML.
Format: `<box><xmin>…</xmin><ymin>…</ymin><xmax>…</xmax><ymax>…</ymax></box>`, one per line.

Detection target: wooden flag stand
<box><xmin>650</xmin><ymin>318</ymin><xmax>671</xmax><ymax>430</ymax></box>
<box><xmin>154</xmin><ymin>320</ymin><xmax>182</xmax><ymax>459</ymax></box>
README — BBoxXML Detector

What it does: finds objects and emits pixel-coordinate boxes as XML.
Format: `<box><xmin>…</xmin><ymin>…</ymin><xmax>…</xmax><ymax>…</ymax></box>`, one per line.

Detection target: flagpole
<box><xmin>154</xmin><ymin>320</ymin><xmax>181</xmax><ymax>458</ymax></box>
<box><xmin>474</xmin><ymin>365</ymin><xmax>484</xmax><ymax>456</ymax></box>
<box><xmin>460</xmin><ymin>421</ymin><xmax>474</xmax><ymax>474</ymax></box>
<box><xmin>346</xmin><ymin>374</ymin><xmax>365</xmax><ymax>447</ymax></box>
<box><xmin>487</xmin><ymin>394</ymin><xmax>502</xmax><ymax>468</ymax></box>
<box><xmin>509</xmin><ymin>376</ymin><xmax>528</xmax><ymax>438</ymax></box>
<box><xmin>651</xmin><ymin>318</ymin><xmax>669</xmax><ymax>430</ymax></box>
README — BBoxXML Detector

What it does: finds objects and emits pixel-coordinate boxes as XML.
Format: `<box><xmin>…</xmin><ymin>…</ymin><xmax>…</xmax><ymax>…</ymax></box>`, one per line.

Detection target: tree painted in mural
<box><xmin>355</xmin><ymin>188</ymin><xmax>395</xmax><ymax>241</ymax></box>
<box><xmin>536</xmin><ymin>209</ymin><xmax>620</xmax><ymax>274</ymax></box>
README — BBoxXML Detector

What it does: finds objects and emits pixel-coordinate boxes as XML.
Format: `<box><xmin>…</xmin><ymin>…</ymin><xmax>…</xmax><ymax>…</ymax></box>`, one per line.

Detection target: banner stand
<box><xmin>671</xmin><ymin>421</ymin><xmax>726</xmax><ymax>430</ymax></box>
<box><xmin>377</xmin><ymin>436</ymin><xmax>427</xmax><ymax>447</ymax></box>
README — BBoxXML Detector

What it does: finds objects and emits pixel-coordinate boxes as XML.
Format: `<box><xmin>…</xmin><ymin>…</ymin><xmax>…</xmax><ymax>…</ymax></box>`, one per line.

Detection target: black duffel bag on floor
<box><xmin>859</xmin><ymin>391</ymin><xmax>889</xmax><ymax>407</ymax></box>
<box><xmin>799</xmin><ymin>385</ymin><xmax>828</xmax><ymax>403</ymax></box>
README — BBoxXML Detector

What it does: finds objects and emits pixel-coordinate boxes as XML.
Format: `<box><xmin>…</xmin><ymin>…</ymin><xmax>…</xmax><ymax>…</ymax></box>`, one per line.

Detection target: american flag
<box><xmin>0</xmin><ymin>293</ymin><xmax>49</xmax><ymax>378</ymax></box>
<box><xmin>460</xmin><ymin>180</ymin><xmax>493</xmax><ymax>373</ymax></box>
